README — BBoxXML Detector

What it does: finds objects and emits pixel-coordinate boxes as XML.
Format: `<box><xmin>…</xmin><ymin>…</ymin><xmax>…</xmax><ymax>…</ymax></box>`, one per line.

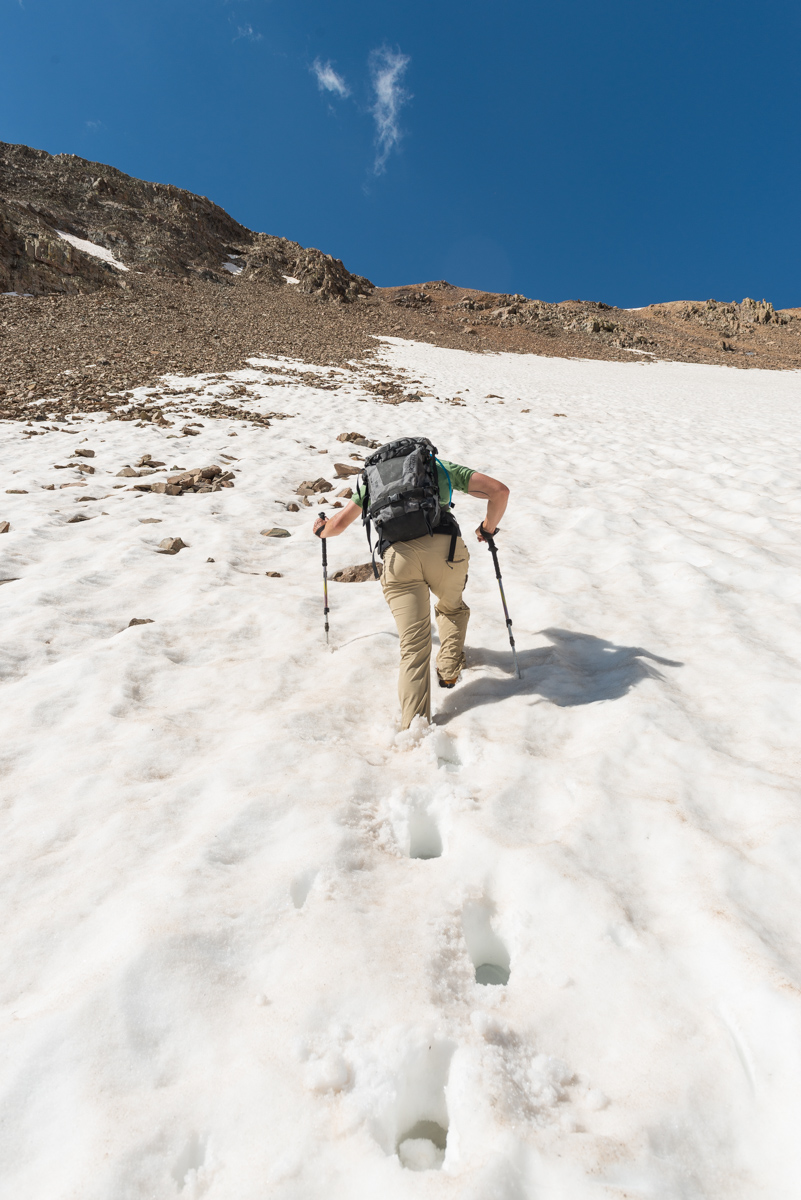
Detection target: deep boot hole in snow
<box><xmin>462</xmin><ymin>898</ymin><xmax>511</xmax><ymax>986</ymax></box>
<box><xmin>379</xmin><ymin>1038</ymin><xmax>454</xmax><ymax>1171</ymax></box>
<box><xmin>290</xmin><ymin>868</ymin><xmax>317</xmax><ymax>910</ymax></box>
<box><xmin>398</xmin><ymin>1120</ymin><xmax>448</xmax><ymax>1172</ymax></box>
<box><xmin>408</xmin><ymin>807</ymin><xmax>442</xmax><ymax>859</ymax></box>
<box><xmin>171</xmin><ymin>1132</ymin><xmax>206</xmax><ymax>1187</ymax></box>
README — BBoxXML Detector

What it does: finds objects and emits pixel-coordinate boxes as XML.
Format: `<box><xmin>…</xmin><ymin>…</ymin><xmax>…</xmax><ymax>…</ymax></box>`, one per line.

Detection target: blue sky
<box><xmin>2</xmin><ymin>0</ymin><xmax>799</xmax><ymax>307</ymax></box>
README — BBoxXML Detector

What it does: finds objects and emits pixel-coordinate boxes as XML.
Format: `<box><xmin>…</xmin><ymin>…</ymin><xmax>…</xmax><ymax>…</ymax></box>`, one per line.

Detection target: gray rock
<box><xmin>116</xmin><ymin>467</ymin><xmax>138</xmax><ymax>477</ymax></box>
<box><xmin>261</xmin><ymin>528</ymin><xmax>291</xmax><ymax>538</ymax></box>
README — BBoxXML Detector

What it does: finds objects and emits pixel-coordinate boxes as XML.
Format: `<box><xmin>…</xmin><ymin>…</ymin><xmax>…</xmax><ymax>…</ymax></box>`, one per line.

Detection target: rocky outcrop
<box><xmin>0</xmin><ymin>142</ymin><xmax>373</xmax><ymax>300</ymax></box>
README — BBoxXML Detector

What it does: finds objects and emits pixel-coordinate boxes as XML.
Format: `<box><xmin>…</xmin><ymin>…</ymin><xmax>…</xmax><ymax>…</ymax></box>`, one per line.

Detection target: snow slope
<box><xmin>1</xmin><ymin>342</ymin><xmax>800</xmax><ymax>1199</ymax></box>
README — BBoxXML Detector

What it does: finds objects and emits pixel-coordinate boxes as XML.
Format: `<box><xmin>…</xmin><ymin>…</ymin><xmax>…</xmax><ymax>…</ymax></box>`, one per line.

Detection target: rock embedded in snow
<box><xmin>331</xmin><ymin>563</ymin><xmax>380</xmax><ymax>582</ymax></box>
<box><xmin>116</xmin><ymin>467</ymin><xmax>138</xmax><ymax>477</ymax></box>
<box><xmin>296</xmin><ymin>478</ymin><xmax>332</xmax><ymax>496</ymax></box>
<box><xmin>164</xmin><ymin>465</ymin><xmax>233</xmax><ymax>495</ymax></box>
<box><xmin>261</xmin><ymin>528</ymin><xmax>290</xmax><ymax>538</ymax></box>
<box><xmin>128</xmin><ymin>618</ymin><xmax>154</xmax><ymax>627</ymax></box>
<box><xmin>336</xmin><ymin>487</ymin><xmax>353</xmax><ymax>499</ymax></box>
<box><xmin>0</xmin><ymin>520</ymin><xmax>9</xmax><ymax>533</ymax></box>
<box><xmin>158</xmin><ymin>537</ymin><xmax>187</xmax><ymax>554</ymax></box>
<box><xmin>265</xmin><ymin>571</ymin><xmax>283</xmax><ymax>578</ymax></box>
<box><xmin>67</xmin><ymin>513</ymin><xmax>90</xmax><ymax>523</ymax></box>
<box><xmin>6</xmin><ymin>488</ymin><xmax>27</xmax><ymax>494</ymax></box>
<box><xmin>286</xmin><ymin>503</ymin><xmax>300</xmax><ymax>512</ymax></box>
<box><xmin>75</xmin><ymin>448</ymin><xmax>95</xmax><ymax>458</ymax></box>
<box><xmin>333</xmin><ymin>462</ymin><xmax>363</xmax><ymax>478</ymax></box>
<box><xmin>336</xmin><ymin>432</ymin><xmax>380</xmax><ymax>448</ymax></box>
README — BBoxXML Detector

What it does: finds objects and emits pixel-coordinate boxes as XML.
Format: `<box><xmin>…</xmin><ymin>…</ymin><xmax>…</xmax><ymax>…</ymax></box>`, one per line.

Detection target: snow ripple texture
<box><xmin>1</xmin><ymin>340</ymin><xmax>800</xmax><ymax>1198</ymax></box>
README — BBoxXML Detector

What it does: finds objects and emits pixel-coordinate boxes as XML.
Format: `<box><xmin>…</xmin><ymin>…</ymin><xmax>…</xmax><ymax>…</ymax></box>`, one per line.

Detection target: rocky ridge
<box><xmin>1</xmin><ymin>144</ymin><xmax>799</xmax><ymax>427</ymax></box>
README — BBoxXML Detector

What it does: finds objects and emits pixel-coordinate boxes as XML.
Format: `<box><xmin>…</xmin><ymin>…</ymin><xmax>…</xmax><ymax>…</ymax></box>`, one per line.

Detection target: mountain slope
<box><xmin>0</xmin><ymin>141</ymin><xmax>372</xmax><ymax>300</ymax></box>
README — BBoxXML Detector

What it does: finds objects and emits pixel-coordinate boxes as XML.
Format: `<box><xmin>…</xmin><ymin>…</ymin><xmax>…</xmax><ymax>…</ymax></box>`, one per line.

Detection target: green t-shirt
<box><xmin>351</xmin><ymin>459</ymin><xmax>475</xmax><ymax>509</ymax></box>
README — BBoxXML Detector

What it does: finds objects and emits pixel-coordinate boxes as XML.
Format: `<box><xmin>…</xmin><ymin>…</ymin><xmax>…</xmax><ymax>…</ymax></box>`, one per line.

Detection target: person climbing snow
<box><xmin>313</xmin><ymin>437</ymin><xmax>509</xmax><ymax>730</ymax></box>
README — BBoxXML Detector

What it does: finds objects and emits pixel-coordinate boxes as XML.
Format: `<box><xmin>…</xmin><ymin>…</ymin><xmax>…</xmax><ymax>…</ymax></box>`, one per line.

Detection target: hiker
<box><xmin>314</xmin><ymin>437</ymin><xmax>509</xmax><ymax>730</ymax></box>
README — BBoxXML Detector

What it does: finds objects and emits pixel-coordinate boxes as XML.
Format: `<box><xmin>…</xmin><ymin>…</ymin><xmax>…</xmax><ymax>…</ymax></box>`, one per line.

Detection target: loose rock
<box><xmin>334</xmin><ymin>462</ymin><xmax>363</xmax><ymax>478</ymax></box>
<box><xmin>336</xmin><ymin>432</ymin><xmax>380</xmax><ymax>448</ymax></box>
<box><xmin>265</xmin><ymin>571</ymin><xmax>283</xmax><ymax>577</ymax></box>
<box><xmin>75</xmin><ymin>448</ymin><xmax>95</xmax><ymax>458</ymax></box>
<box><xmin>158</xmin><ymin>537</ymin><xmax>187</xmax><ymax>554</ymax></box>
<box><xmin>331</xmin><ymin>563</ymin><xmax>382</xmax><ymax>582</ymax></box>
<box><xmin>0</xmin><ymin>521</ymin><xmax>9</xmax><ymax>534</ymax></box>
<box><xmin>296</xmin><ymin>477</ymin><xmax>332</xmax><ymax>495</ymax></box>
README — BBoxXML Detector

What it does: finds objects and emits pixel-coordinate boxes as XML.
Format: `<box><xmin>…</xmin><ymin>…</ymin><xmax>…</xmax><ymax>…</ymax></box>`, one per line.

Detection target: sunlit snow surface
<box><xmin>1</xmin><ymin>341</ymin><xmax>801</xmax><ymax>1198</ymax></box>
<box><xmin>56</xmin><ymin>230</ymin><xmax>129</xmax><ymax>271</ymax></box>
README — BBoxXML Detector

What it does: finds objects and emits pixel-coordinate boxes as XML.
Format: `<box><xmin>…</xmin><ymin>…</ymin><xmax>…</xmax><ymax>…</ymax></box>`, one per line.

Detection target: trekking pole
<box><xmin>317</xmin><ymin>513</ymin><xmax>330</xmax><ymax>645</ymax></box>
<box><xmin>481</xmin><ymin>526</ymin><xmax>521</xmax><ymax>679</ymax></box>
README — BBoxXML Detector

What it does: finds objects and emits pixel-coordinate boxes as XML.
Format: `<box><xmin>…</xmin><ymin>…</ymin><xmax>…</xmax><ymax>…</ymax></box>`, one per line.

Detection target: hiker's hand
<box><xmin>313</xmin><ymin>515</ymin><xmax>327</xmax><ymax>538</ymax></box>
<box><xmin>476</xmin><ymin>522</ymin><xmax>498</xmax><ymax>543</ymax></box>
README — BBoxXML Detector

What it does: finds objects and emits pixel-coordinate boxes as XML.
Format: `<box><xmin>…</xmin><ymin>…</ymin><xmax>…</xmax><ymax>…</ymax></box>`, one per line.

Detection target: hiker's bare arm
<box><xmin>468</xmin><ymin>472</ymin><xmax>509</xmax><ymax>540</ymax></box>
<box><xmin>313</xmin><ymin>502</ymin><xmax>361</xmax><ymax>538</ymax></box>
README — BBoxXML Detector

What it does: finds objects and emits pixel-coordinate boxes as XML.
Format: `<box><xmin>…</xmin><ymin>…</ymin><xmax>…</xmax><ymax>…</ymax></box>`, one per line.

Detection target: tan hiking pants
<box><xmin>381</xmin><ymin>533</ymin><xmax>470</xmax><ymax>729</ymax></box>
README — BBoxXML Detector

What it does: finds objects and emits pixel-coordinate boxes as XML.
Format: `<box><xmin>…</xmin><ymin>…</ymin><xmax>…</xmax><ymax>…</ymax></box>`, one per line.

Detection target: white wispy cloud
<box><xmin>311</xmin><ymin>58</ymin><xmax>350</xmax><ymax>98</ymax></box>
<box><xmin>369</xmin><ymin>47</ymin><xmax>410</xmax><ymax>175</ymax></box>
<box><xmin>85</xmin><ymin>119</ymin><xmax>104</xmax><ymax>132</ymax></box>
<box><xmin>234</xmin><ymin>23</ymin><xmax>262</xmax><ymax>42</ymax></box>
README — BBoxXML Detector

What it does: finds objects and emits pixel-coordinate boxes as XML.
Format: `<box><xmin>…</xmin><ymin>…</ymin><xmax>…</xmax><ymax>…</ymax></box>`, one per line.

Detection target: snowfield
<box><xmin>1</xmin><ymin>340</ymin><xmax>800</xmax><ymax>1199</ymax></box>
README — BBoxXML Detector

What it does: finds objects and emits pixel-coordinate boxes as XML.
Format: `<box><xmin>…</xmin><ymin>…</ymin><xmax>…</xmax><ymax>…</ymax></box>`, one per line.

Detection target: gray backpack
<box><xmin>361</xmin><ymin>437</ymin><xmax>459</xmax><ymax>569</ymax></box>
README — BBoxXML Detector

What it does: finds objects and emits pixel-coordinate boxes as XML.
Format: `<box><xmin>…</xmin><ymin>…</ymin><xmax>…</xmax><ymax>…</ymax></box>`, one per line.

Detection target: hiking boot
<box><xmin>437</xmin><ymin>670</ymin><xmax>461</xmax><ymax>689</ymax></box>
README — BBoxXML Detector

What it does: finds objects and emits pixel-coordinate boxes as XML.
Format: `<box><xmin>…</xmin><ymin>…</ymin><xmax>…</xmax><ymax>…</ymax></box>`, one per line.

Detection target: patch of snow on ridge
<box><xmin>1</xmin><ymin>347</ymin><xmax>801</xmax><ymax>1197</ymax></box>
<box><xmin>56</xmin><ymin>231</ymin><xmax>129</xmax><ymax>271</ymax></box>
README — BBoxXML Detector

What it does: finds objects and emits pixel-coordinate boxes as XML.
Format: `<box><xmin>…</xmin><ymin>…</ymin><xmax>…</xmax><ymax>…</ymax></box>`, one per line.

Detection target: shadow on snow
<box><xmin>434</xmin><ymin>627</ymin><xmax>683</xmax><ymax>724</ymax></box>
